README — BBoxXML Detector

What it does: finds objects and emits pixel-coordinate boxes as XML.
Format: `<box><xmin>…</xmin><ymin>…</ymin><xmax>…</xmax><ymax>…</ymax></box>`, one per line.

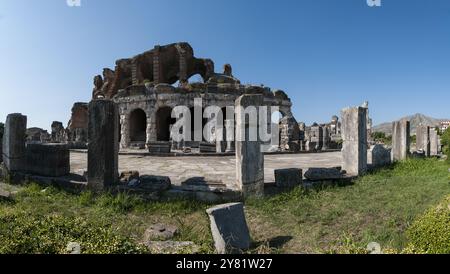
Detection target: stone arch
<box><xmin>156</xmin><ymin>106</ymin><xmax>175</xmax><ymax>141</ymax></box>
<box><xmin>129</xmin><ymin>108</ymin><xmax>147</xmax><ymax>143</ymax></box>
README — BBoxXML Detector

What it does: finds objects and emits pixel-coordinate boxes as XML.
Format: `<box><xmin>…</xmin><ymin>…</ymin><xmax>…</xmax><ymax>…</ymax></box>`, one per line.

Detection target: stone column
<box><xmin>225</xmin><ymin>119</ymin><xmax>235</xmax><ymax>152</ymax></box>
<box><xmin>322</xmin><ymin>126</ymin><xmax>330</xmax><ymax>151</ymax></box>
<box><xmin>87</xmin><ymin>99</ymin><xmax>119</xmax><ymax>191</ymax></box>
<box><xmin>2</xmin><ymin>113</ymin><xmax>27</xmax><ymax>172</ymax></box>
<box><xmin>120</xmin><ymin>113</ymin><xmax>130</xmax><ymax>149</ymax></box>
<box><xmin>235</xmin><ymin>95</ymin><xmax>264</xmax><ymax>197</ymax></box>
<box><xmin>416</xmin><ymin>125</ymin><xmax>430</xmax><ymax>157</ymax></box>
<box><xmin>341</xmin><ymin>106</ymin><xmax>367</xmax><ymax>176</ymax></box>
<box><xmin>391</xmin><ymin>120</ymin><xmax>411</xmax><ymax>161</ymax></box>
<box><xmin>429</xmin><ymin>128</ymin><xmax>439</xmax><ymax>156</ymax></box>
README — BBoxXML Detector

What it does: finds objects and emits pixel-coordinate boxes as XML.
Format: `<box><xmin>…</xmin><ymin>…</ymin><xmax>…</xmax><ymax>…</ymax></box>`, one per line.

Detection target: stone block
<box><xmin>341</xmin><ymin>107</ymin><xmax>367</xmax><ymax>176</ymax></box>
<box><xmin>274</xmin><ymin>168</ymin><xmax>302</xmax><ymax>188</ymax></box>
<box><xmin>391</xmin><ymin>120</ymin><xmax>410</xmax><ymax>161</ymax></box>
<box><xmin>206</xmin><ymin>203</ymin><xmax>251</xmax><ymax>254</ymax></box>
<box><xmin>26</xmin><ymin>143</ymin><xmax>70</xmax><ymax>177</ymax></box>
<box><xmin>2</xmin><ymin>113</ymin><xmax>27</xmax><ymax>172</ymax></box>
<box><xmin>235</xmin><ymin>94</ymin><xmax>264</xmax><ymax>197</ymax></box>
<box><xmin>304</xmin><ymin>168</ymin><xmax>343</xmax><ymax>181</ymax></box>
<box><xmin>368</xmin><ymin>144</ymin><xmax>391</xmax><ymax>168</ymax></box>
<box><xmin>147</xmin><ymin>141</ymin><xmax>171</xmax><ymax>154</ymax></box>
<box><xmin>87</xmin><ymin>100</ymin><xmax>119</xmax><ymax>191</ymax></box>
<box><xmin>429</xmin><ymin>129</ymin><xmax>439</xmax><ymax>156</ymax></box>
<box><xmin>416</xmin><ymin>125</ymin><xmax>430</xmax><ymax>157</ymax></box>
<box><xmin>137</xmin><ymin>175</ymin><xmax>171</xmax><ymax>191</ymax></box>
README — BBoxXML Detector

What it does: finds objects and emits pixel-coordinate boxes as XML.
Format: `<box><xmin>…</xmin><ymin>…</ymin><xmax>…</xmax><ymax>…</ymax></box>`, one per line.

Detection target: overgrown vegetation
<box><xmin>371</xmin><ymin>131</ymin><xmax>392</xmax><ymax>145</ymax></box>
<box><xmin>405</xmin><ymin>195</ymin><xmax>450</xmax><ymax>254</ymax></box>
<box><xmin>0</xmin><ymin>158</ymin><xmax>449</xmax><ymax>254</ymax></box>
<box><xmin>440</xmin><ymin>127</ymin><xmax>450</xmax><ymax>160</ymax></box>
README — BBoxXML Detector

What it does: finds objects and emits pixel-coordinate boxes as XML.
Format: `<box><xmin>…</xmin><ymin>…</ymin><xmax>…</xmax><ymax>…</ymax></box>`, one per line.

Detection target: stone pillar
<box><xmin>429</xmin><ymin>128</ymin><xmax>439</xmax><ymax>156</ymax></box>
<box><xmin>87</xmin><ymin>100</ymin><xmax>119</xmax><ymax>191</ymax></box>
<box><xmin>391</xmin><ymin>120</ymin><xmax>411</xmax><ymax>161</ymax></box>
<box><xmin>322</xmin><ymin>126</ymin><xmax>330</xmax><ymax>151</ymax></box>
<box><xmin>341</xmin><ymin>106</ymin><xmax>367</xmax><ymax>176</ymax></box>
<box><xmin>2</xmin><ymin>113</ymin><xmax>27</xmax><ymax>172</ymax></box>
<box><xmin>225</xmin><ymin>119</ymin><xmax>235</xmax><ymax>153</ymax></box>
<box><xmin>416</xmin><ymin>125</ymin><xmax>430</xmax><ymax>157</ymax></box>
<box><xmin>152</xmin><ymin>45</ymin><xmax>161</xmax><ymax>84</ymax></box>
<box><xmin>235</xmin><ymin>95</ymin><xmax>264</xmax><ymax>197</ymax></box>
<box><xmin>120</xmin><ymin>113</ymin><xmax>129</xmax><ymax>149</ymax></box>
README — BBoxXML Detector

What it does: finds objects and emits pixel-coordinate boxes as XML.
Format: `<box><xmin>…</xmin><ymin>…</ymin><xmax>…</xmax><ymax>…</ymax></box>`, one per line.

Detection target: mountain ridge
<box><xmin>372</xmin><ymin>113</ymin><xmax>448</xmax><ymax>135</ymax></box>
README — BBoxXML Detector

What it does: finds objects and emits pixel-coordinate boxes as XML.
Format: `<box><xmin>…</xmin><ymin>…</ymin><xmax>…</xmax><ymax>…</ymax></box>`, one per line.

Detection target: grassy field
<box><xmin>0</xmin><ymin>158</ymin><xmax>449</xmax><ymax>254</ymax></box>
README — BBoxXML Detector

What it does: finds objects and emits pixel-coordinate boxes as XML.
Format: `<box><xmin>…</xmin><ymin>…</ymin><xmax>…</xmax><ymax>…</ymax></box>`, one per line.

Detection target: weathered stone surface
<box><xmin>391</xmin><ymin>120</ymin><xmax>410</xmax><ymax>161</ymax></box>
<box><xmin>235</xmin><ymin>94</ymin><xmax>264</xmax><ymax>197</ymax></box>
<box><xmin>87</xmin><ymin>100</ymin><xmax>119</xmax><ymax>191</ymax></box>
<box><xmin>341</xmin><ymin>106</ymin><xmax>367</xmax><ymax>176</ymax></box>
<box><xmin>26</xmin><ymin>143</ymin><xmax>70</xmax><ymax>177</ymax></box>
<box><xmin>67</xmin><ymin>102</ymin><xmax>89</xmax><ymax>147</ymax></box>
<box><xmin>138</xmin><ymin>175</ymin><xmax>171</xmax><ymax>191</ymax></box>
<box><xmin>368</xmin><ymin>144</ymin><xmax>391</xmax><ymax>168</ymax></box>
<box><xmin>51</xmin><ymin>121</ymin><xmax>66</xmax><ymax>143</ymax></box>
<box><xmin>416</xmin><ymin>125</ymin><xmax>430</xmax><ymax>157</ymax></box>
<box><xmin>274</xmin><ymin>168</ymin><xmax>302</xmax><ymax>188</ymax></box>
<box><xmin>147</xmin><ymin>141</ymin><xmax>171</xmax><ymax>154</ymax></box>
<box><xmin>206</xmin><ymin>203</ymin><xmax>251</xmax><ymax>254</ymax></box>
<box><xmin>143</xmin><ymin>224</ymin><xmax>178</xmax><ymax>241</ymax></box>
<box><xmin>429</xmin><ymin>128</ymin><xmax>439</xmax><ymax>156</ymax></box>
<box><xmin>279</xmin><ymin>116</ymin><xmax>300</xmax><ymax>152</ymax></box>
<box><xmin>304</xmin><ymin>168</ymin><xmax>343</xmax><ymax>181</ymax></box>
<box><xmin>119</xmin><ymin>170</ymin><xmax>140</xmax><ymax>182</ymax></box>
<box><xmin>26</xmin><ymin>127</ymin><xmax>50</xmax><ymax>143</ymax></box>
<box><xmin>2</xmin><ymin>113</ymin><xmax>27</xmax><ymax>172</ymax></box>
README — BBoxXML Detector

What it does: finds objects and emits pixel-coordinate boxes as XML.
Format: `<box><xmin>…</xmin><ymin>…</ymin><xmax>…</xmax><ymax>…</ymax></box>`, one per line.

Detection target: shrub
<box><xmin>405</xmin><ymin>195</ymin><xmax>450</xmax><ymax>254</ymax></box>
<box><xmin>440</xmin><ymin>127</ymin><xmax>450</xmax><ymax>160</ymax></box>
<box><xmin>0</xmin><ymin>213</ymin><xmax>148</xmax><ymax>254</ymax></box>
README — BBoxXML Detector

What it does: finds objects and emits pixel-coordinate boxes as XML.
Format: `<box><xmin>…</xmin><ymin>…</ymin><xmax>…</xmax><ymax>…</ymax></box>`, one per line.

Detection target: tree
<box><xmin>0</xmin><ymin>122</ymin><xmax>4</xmax><ymax>139</ymax></box>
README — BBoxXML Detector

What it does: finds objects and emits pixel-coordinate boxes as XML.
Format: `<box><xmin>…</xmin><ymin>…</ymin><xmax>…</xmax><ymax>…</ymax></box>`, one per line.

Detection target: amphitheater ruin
<box><xmin>0</xmin><ymin>42</ymin><xmax>442</xmax><ymax>203</ymax></box>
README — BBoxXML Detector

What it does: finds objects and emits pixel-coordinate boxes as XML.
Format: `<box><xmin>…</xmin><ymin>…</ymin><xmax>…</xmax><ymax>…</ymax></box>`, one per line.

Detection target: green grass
<box><xmin>0</xmin><ymin>158</ymin><xmax>449</xmax><ymax>254</ymax></box>
<box><xmin>246</xmin><ymin>158</ymin><xmax>450</xmax><ymax>253</ymax></box>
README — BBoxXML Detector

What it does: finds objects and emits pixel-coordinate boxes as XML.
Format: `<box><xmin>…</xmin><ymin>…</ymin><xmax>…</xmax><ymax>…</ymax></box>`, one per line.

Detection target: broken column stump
<box><xmin>391</xmin><ymin>120</ymin><xmax>410</xmax><ymax>161</ymax></box>
<box><xmin>87</xmin><ymin>99</ymin><xmax>119</xmax><ymax>191</ymax></box>
<box><xmin>206</xmin><ymin>202</ymin><xmax>251</xmax><ymax>254</ymax></box>
<box><xmin>235</xmin><ymin>94</ymin><xmax>264</xmax><ymax>197</ymax></box>
<box><xmin>341</xmin><ymin>106</ymin><xmax>367</xmax><ymax>176</ymax></box>
<box><xmin>2</xmin><ymin>113</ymin><xmax>27</xmax><ymax>172</ymax></box>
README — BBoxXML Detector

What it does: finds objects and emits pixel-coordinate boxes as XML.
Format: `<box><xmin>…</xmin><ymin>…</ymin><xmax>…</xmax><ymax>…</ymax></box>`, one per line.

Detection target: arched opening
<box><xmin>129</xmin><ymin>109</ymin><xmax>147</xmax><ymax>143</ymax></box>
<box><xmin>156</xmin><ymin>106</ymin><xmax>175</xmax><ymax>141</ymax></box>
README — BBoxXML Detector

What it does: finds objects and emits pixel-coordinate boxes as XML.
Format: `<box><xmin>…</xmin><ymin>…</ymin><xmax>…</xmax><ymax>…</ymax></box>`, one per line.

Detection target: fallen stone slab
<box><xmin>181</xmin><ymin>177</ymin><xmax>229</xmax><ymax>193</ymax></box>
<box><xmin>135</xmin><ymin>175</ymin><xmax>171</xmax><ymax>191</ymax></box>
<box><xmin>304</xmin><ymin>168</ymin><xmax>343</xmax><ymax>181</ymax></box>
<box><xmin>274</xmin><ymin>168</ymin><xmax>302</xmax><ymax>188</ymax></box>
<box><xmin>206</xmin><ymin>202</ymin><xmax>251</xmax><ymax>254</ymax></box>
<box><xmin>143</xmin><ymin>224</ymin><xmax>178</xmax><ymax>241</ymax></box>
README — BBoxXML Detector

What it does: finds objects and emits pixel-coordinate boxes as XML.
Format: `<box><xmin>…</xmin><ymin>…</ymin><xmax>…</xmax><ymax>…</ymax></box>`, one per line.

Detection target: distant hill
<box><xmin>372</xmin><ymin>113</ymin><xmax>447</xmax><ymax>136</ymax></box>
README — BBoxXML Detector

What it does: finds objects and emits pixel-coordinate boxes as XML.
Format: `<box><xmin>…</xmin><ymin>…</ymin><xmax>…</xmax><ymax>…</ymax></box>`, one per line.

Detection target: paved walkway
<box><xmin>71</xmin><ymin>151</ymin><xmax>342</xmax><ymax>188</ymax></box>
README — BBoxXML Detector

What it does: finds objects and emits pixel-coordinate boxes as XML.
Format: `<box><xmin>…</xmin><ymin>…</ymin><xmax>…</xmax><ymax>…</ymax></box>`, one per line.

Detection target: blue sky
<box><xmin>0</xmin><ymin>0</ymin><xmax>449</xmax><ymax>130</ymax></box>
